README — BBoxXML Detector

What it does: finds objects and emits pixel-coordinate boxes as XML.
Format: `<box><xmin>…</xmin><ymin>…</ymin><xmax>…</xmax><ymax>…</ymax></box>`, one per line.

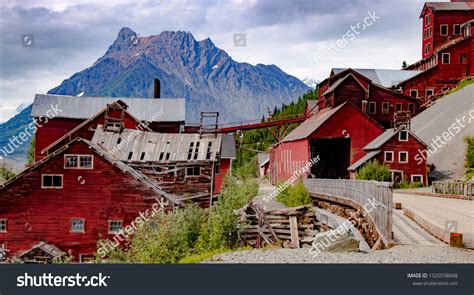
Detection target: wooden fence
<box><xmin>432</xmin><ymin>181</ymin><xmax>474</xmax><ymax>196</ymax></box>
<box><xmin>304</xmin><ymin>179</ymin><xmax>393</xmax><ymax>245</ymax></box>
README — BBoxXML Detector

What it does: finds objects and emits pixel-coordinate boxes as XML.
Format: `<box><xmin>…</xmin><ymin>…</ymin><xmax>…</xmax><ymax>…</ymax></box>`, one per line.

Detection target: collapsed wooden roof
<box><xmin>92</xmin><ymin>126</ymin><xmax>236</xmax><ymax>162</ymax></box>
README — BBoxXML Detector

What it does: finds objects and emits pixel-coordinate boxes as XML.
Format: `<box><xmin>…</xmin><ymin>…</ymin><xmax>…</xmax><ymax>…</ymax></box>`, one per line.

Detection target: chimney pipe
<box><xmin>154</xmin><ymin>78</ymin><xmax>161</xmax><ymax>99</ymax></box>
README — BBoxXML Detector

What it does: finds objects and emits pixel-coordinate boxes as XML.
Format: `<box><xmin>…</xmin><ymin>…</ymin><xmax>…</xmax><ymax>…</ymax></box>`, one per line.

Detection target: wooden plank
<box><xmin>289</xmin><ymin>216</ymin><xmax>300</xmax><ymax>248</ymax></box>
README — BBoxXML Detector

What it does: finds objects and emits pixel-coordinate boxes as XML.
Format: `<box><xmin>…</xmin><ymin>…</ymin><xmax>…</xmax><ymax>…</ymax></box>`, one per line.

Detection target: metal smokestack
<box><xmin>154</xmin><ymin>78</ymin><xmax>161</xmax><ymax>99</ymax></box>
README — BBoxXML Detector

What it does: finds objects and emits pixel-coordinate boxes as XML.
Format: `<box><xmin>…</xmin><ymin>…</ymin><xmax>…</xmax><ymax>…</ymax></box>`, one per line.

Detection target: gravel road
<box><xmin>204</xmin><ymin>245</ymin><xmax>473</xmax><ymax>264</ymax></box>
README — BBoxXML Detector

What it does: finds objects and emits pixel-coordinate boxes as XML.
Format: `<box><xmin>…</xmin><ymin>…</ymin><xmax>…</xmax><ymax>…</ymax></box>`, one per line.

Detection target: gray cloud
<box><xmin>0</xmin><ymin>0</ymin><xmax>431</xmax><ymax>122</ymax></box>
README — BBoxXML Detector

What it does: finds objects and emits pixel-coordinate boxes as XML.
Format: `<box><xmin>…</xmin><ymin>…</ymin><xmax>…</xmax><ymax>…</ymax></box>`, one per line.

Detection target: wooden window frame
<box><xmin>442</xmin><ymin>53</ymin><xmax>450</xmax><ymax>64</ymax></box>
<box><xmin>425</xmin><ymin>89</ymin><xmax>434</xmax><ymax>96</ymax></box>
<box><xmin>398</xmin><ymin>151</ymin><xmax>409</xmax><ymax>163</ymax></box>
<box><xmin>185</xmin><ymin>166</ymin><xmax>201</xmax><ymax>177</ymax></box>
<box><xmin>459</xmin><ymin>53</ymin><xmax>468</xmax><ymax>64</ymax></box>
<box><xmin>70</xmin><ymin>218</ymin><xmax>85</xmax><ymax>233</ymax></box>
<box><xmin>108</xmin><ymin>220</ymin><xmax>123</xmax><ymax>234</ymax></box>
<box><xmin>368</xmin><ymin>102</ymin><xmax>376</xmax><ymax>114</ymax></box>
<box><xmin>0</xmin><ymin>219</ymin><xmax>7</xmax><ymax>233</ymax></box>
<box><xmin>453</xmin><ymin>24</ymin><xmax>461</xmax><ymax>35</ymax></box>
<box><xmin>64</xmin><ymin>154</ymin><xmax>94</xmax><ymax>170</ymax></box>
<box><xmin>410</xmin><ymin>89</ymin><xmax>418</xmax><ymax>98</ymax></box>
<box><xmin>381</xmin><ymin>102</ymin><xmax>389</xmax><ymax>115</ymax></box>
<box><xmin>440</xmin><ymin>24</ymin><xmax>448</xmax><ymax>36</ymax></box>
<box><xmin>399</xmin><ymin>130</ymin><xmax>409</xmax><ymax>142</ymax></box>
<box><xmin>41</xmin><ymin>174</ymin><xmax>63</xmax><ymax>189</ymax></box>
<box><xmin>425</xmin><ymin>15</ymin><xmax>430</xmax><ymax>26</ymax></box>
<box><xmin>395</xmin><ymin>103</ymin><xmax>402</xmax><ymax>112</ymax></box>
<box><xmin>411</xmin><ymin>175</ymin><xmax>423</xmax><ymax>183</ymax></box>
<box><xmin>408</xmin><ymin>103</ymin><xmax>415</xmax><ymax>114</ymax></box>
<box><xmin>79</xmin><ymin>254</ymin><xmax>96</xmax><ymax>263</ymax></box>
<box><xmin>384</xmin><ymin>151</ymin><xmax>394</xmax><ymax>163</ymax></box>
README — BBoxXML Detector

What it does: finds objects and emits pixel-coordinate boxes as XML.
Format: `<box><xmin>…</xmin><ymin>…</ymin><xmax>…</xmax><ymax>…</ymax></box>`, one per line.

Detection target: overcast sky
<box><xmin>0</xmin><ymin>0</ymin><xmax>435</xmax><ymax>122</ymax></box>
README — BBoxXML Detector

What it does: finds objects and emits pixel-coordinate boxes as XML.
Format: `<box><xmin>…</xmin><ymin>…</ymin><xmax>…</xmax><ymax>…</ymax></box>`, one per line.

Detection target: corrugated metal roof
<box><xmin>348</xmin><ymin>150</ymin><xmax>380</xmax><ymax>171</ymax></box>
<box><xmin>411</xmin><ymin>83</ymin><xmax>474</xmax><ymax>179</ymax></box>
<box><xmin>306</xmin><ymin>100</ymin><xmax>318</xmax><ymax>113</ymax></box>
<box><xmin>31</xmin><ymin>94</ymin><xmax>185</xmax><ymax>122</ymax></box>
<box><xmin>323</xmin><ymin>73</ymin><xmax>368</xmax><ymax>96</ymax></box>
<box><xmin>363</xmin><ymin>127</ymin><xmax>427</xmax><ymax>151</ymax></box>
<box><xmin>426</xmin><ymin>2</ymin><xmax>474</xmax><ymax>11</ymax></box>
<box><xmin>257</xmin><ymin>152</ymin><xmax>269</xmax><ymax>167</ymax></box>
<box><xmin>221</xmin><ymin>134</ymin><xmax>237</xmax><ymax>159</ymax></box>
<box><xmin>282</xmin><ymin>103</ymin><xmax>346</xmax><ymax>142</ymax></box>
<box><xmin>92</xmin><ymin>127</ymin><xmax>223</xmax><ymax>162</ymax></box>
<box><xmin>364</xmin><ymin>129</ymin><xmax>397</xmax><ymax>150</ymax></box>
<box><xmin>331</xmin><ymin>68</ymin><xmax>422</xmax><ymax>87</ymax></box>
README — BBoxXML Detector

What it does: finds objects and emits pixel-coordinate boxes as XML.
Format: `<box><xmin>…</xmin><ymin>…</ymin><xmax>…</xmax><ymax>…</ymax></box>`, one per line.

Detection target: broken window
<box><xmin>194</xmin><ymin>142</ymin><xmax>200</xmax><ymax>160</ymax></box>
<box><xmin>187</xmin><ymin>142</ymin><xmax>194</xmax><ymax>160</ymax></box>
<box><xmin>186</xmin><ymin>166</ymin><xmax>200</xmax><ymax>177</ymax></box>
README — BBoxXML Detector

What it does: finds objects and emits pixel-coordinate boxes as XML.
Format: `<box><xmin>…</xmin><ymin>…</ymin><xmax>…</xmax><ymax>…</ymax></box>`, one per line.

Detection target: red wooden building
<box><xmin>317</xmin><ymin>69</ymin><xmax>422</xmax><ymax>128</ymax></box>
<box><xmin>348</xmin><ymin>126</ymin><xmax>428</xmax><ymax>185</ymax></box>
<box><xmin>400</xmin><ymin>1</ymin><xmax>474</xmax><ymax>100</ymax></box>
<box><xmin>31</xmin><ymin>93</ymin><xmax>185</xmax><ymax>162</ymax></box>
<box><xmin>270</xmin><ymin>102</ymin><xmax>385</xmax><ymax>184</ymax></box>
<box><xmin>0</xmin><ymin>138</ymin><xmax>180</xmax><ymax>261</ymax></box>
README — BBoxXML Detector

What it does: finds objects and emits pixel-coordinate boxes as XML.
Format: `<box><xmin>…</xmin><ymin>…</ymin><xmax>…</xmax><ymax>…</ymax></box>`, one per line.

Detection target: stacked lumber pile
<box><xmin>315</xmin><ymin>200</ymin><xmax>379</xmax><ymax>247</ymax></box>
<box><xmin>237</xmin><ymin>203</ymin><xmax>319</xmax><ymax>248</ymax></box>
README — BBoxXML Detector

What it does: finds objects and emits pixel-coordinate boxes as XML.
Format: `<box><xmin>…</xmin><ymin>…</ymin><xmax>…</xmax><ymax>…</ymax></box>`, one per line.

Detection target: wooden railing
<box><xmin>304</xmin><ymin>179</ymin><xmax>393</xmax><ymax>245</ymax></box>
<box><xmin>432</xmin><ymin>181</ymin><xmax>474</xmax><ymax>196</ymax></box>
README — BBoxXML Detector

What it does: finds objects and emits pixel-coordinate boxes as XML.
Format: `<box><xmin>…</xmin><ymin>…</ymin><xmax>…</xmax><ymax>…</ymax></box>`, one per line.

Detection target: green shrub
<box><xmin>394</xmin><ymin>180</ymin><xmax>423</xmax><ymax>189</ymax></box>
<box><xmin>97</xmin><ymin>174</ymin><xmax>258</xmax><ymax>263</ymax></box>
<box><xmin>0</xmin><ymin>163</ymin><xmax>15</xmax><ymax>182</ymax></box>
<box><xmin>465</xmin><ymin>137</ymin><xmax>474</xmax><ymax>168</ymax></box>
<box><xmin>356</xmin><ymin>160</ymin><xmax>392</xmax><ymax>182</ymax></box>
<box><xmin>275</xmin><ymin>181</ymin><xmax>312</xmax><ymax>207</ymax></box>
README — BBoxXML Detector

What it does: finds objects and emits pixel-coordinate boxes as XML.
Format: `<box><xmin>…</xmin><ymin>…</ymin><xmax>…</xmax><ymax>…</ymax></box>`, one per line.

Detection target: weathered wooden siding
<box><xmin>0</xmin><ymin>141</ymin><xmax>162</xmax><ymax>259</ymax></box>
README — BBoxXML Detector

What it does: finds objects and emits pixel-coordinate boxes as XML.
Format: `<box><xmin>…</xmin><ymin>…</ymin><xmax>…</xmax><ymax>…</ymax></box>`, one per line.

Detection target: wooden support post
<box><xmin>289</xmin><ymin>216</ymin><xmax>300</xmax><ymax>248</ymax></box>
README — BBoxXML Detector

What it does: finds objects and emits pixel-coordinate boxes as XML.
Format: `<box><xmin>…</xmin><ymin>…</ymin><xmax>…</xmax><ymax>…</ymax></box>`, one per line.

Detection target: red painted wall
<box><xmin>0</xmin><ymin>141</ymin><xmax>161</xmax><ymax>259</ymax></box>
<box><xmin>270</xmin><ymin>104</ymin><xmax>384</xmax><ymax>184</ymax></box>
<box><xmin>422</xmin><ymin>8</ymin><xmax>474</xmax><ymax>58</ymax></box>
<box><xmin>213</xmin><ymin>159</ymin><xmax>231</xmax><ymax>194</ymax></box>
<box><xmin>372</xmin><ymin>133</ymin><xmax>427</xmax><ymax>185</ymax></box>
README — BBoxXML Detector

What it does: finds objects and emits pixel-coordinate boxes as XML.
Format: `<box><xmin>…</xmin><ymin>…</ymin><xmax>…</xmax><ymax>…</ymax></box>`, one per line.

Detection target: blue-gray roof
<box><xmin>31</xmin><ymin>94</ymin><xmax>185</xmax><ymax>122</ymax></box>
<box><xmin>332</xmin><ymin>68</ymin><xmax>422</xmax><ymax>87</ymax></box>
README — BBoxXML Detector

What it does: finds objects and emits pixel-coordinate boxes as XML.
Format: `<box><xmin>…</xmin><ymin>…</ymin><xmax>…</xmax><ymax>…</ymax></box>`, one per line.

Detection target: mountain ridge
<box><xmin>0</xmin><ymin>27</ymin><xmax>310</xmax><ymax>160</ymax></box>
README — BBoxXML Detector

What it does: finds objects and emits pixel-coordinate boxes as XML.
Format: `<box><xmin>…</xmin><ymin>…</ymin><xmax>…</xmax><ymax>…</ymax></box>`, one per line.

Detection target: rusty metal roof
<box><xmin>92</xmin><ymin>127</ymin><xmax>224</xmax><ymax>162</ymax></box>
<box><xmin>282</xmin><ymin>103</ymin><xmax>346</xmax><ymax>142</ymax></box>
<box><xmin>421</xmin><ymin>2</ymin><xmax>474</xmax><ymax>17</ymax></box>
<box><xmin>347</xmin><ymin>150</ymin><xmax>380</xmax><ymax>171</ymax></box>
<box><xmin>331</xmin><ymin>69</ymin><xmax>422</xmax><ymax>87</ymax></box>
<box><xmin>31</xmin><ymin>94</ymin><xmax>185</xmax><ymax>122</ymax></box>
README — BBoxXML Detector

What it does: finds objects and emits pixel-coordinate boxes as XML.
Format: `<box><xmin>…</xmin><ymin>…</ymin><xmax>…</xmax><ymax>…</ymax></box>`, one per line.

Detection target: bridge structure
<box><xmin>216</xmin><ymin>113</ymin><xmax>309</xmax><ymax>134</ymax></box>
<box><xmin>304</xmin><ymin>178</ymin><xmax>393</xmax><ymax>249</ymax></box>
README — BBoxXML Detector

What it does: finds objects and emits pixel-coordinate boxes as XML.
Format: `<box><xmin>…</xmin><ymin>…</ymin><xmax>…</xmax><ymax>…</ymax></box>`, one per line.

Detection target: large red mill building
<box><xmin>271</xmin><ymin>0</ymin><xmax>474</xmax><ymax>185</ymax></box>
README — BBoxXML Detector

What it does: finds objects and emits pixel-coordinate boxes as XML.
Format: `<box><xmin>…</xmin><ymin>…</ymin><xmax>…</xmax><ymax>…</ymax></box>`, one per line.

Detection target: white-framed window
<box><xmin>411</xmin><ymin>175</ymin><xmax>423</xmax><ymax>183</ymax></box>
<box><xmin>395</xmin><ymin>103</ymin><xmax>402</xmax><ymax>112</ymax></box>
<box><xmin>454</xmin><ymin>24</ymin><xmax>461</xmax><ymax>35</ymax></box>
<box><xmin>384</xmin><ymin>151</ymin><xmax>394</xmax><ymax>163</ymax></box>
<box><xmin>108</xmin><ymin>220</ymin><xmax>123</xmax><ymax>234</ymax></box>
<box><xmin>425</xmin><ymin>89</ymin><xmax>434</xmax><ymax>96</ymax></box>
<box><xmin>0</xmin><ymin>219</ymin><xmax>7</xmax><ymax>232</ymax></box>
<box><xmin>399</xmin><ymin>151</ymin><xmax>408</xmax><ymax>163</ymax></box>
<box><xmin>410</xmin><ymin>89</ymin><xmax>418</xmax><ymax>98</ymax></box>
<box><xmin>64</xmin><ymin>155</ymin><xmax>93</xmax><ymax>169</ymax></box>
<box><xmin>465</xmin><ymin>26</ymin><xmax>471</xmax><ymax>37</ymax></box>
<box><xmin>41</xmin><ymin>174</ymin><xmax>63</xmax><ymax>189</ymax></box>
<box><xmin>186</xmin><ymin>166</ymin><xmax>200</xmax><ymax>177</ymax></box>
<box><xmin>440</xmin><ymin>24</ymin><xmax>449</xmax><ymax>36</ymax></box>
<box><xmin>442</xmin><ymin>53</ymin><xmax>450</xmax><ymax>64</ymax></box>
<box><xmin>71</xmin><ymin>219</ymin><xmax>85</xmax><ymax>233</ymax></box>
<box><xmin>381</xmin><ymin>102</ymin><xmax>389</xmax><ymax>114</ymax></box>
<box><xmin>399</xmin><ymin>130</ymin><xmax>409</xmax><ymax>141</ymax></box>
<box><xmin>425</xmin><ymin>15</ymin><xmax>431</xmax><ymax>26</ymax></box>
<box><xmin>361</xmin><ymin>100</ymin><xmax>368</xmax><ymax>113</ymax></box>
<box><xmin>368</xmin><ymin>102</ymin><xmax>376</xmax><ymax>114</ymax></box>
